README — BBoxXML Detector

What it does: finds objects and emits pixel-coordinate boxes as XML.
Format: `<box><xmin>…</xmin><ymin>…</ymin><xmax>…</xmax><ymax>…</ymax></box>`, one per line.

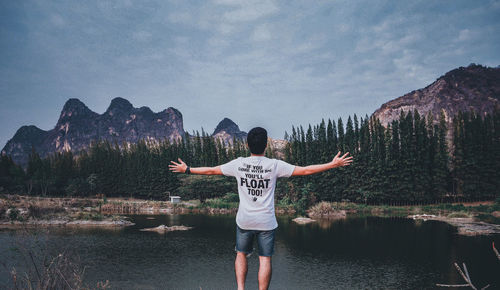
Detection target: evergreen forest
<box><xmin>1</xmin><ymin>109</ymin><xmax>499</xmax><ymax>205</ymax></box>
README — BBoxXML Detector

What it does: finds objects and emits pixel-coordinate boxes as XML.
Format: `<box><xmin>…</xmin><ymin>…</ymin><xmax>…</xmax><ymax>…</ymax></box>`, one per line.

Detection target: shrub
<box><xmin>203</xmin><ymin>198</ymin><xmax>238</xmax><ymax>209</ymax></box>
<box><xmin>223</xmin><ymin>192</ymin><xmax>239</xmax><ymax>202</ymax></box>
<box><xmin>308</xmin><ymin>201</ymin><xmax>348</xmax><ymax>218</ymax></box>
<box><xmin>447</xmin><ymin>212</ymin><xmax>472</xmax><ymax>218</ymax></box>
<box><xmin>277</xmin><ymin>196</ymin><xmax>292</xmax><ymax>208</ymax></box>
<box><xmin>91</xmin><ymin>213</ymin><xmax>104</xmax><ymax>221</ymax></box>
<box><xmin>75</xmin><ymin>212</ymin><xmax>104</xmax><ymax>221</ymax></box>
<box><xmin>8</xmin><ymin>207</ymin><xmax>20</xmax><ymax>221</ymax></box>
<box><xmin>294</xmin><ymin>195</ymin><xmax>308</xmax><ymax>216</ymax></box>
<box><xmin>28</xmin><ymin>203</ymin><xmax>65</xmax><ymax>219</ymax></box>
<box><xmin>308</xmin><ymin>202</ymin><xmax>333</xmax><ymax>216</ymax></box>
<box><xmin>472</xmin><ymin>204</ymin><xmax>491</xmax><ymax>213</ymax></box>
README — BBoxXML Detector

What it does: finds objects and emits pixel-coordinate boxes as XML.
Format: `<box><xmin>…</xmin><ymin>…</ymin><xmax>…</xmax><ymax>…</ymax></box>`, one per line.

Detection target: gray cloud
<box><xmin>1</xmin><ymin>0</ymin><xmax>500</xmax><ymax>147</ymax></box>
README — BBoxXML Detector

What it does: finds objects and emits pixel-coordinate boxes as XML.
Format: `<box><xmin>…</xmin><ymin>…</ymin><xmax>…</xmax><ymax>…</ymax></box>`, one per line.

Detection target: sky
<box><xmin>1</xmin><ymin>0</ymin><xmax>499</xmax><ymax>147</ymax></box>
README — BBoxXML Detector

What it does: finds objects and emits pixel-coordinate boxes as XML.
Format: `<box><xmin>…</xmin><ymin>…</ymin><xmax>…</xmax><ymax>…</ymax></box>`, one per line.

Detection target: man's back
<box><xmin>168</xmin><ymin>126</ymin><xmax>352</xmax><ymax>290</ymax></box>
<box><xmin>220</xmin><ymin>156</ymin><xmax>295</xmax><ymax>231</ymax></box>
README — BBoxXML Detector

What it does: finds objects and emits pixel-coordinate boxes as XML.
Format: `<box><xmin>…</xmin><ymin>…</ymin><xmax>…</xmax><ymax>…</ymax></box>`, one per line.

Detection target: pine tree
<box><xmin>337</xmin><ymin>118</ymin><xmax>344</xmax><ymax>153</ymax></box>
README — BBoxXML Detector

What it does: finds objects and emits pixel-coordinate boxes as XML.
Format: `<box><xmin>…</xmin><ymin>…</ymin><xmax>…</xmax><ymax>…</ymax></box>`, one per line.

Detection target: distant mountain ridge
<box><xmin>3</xmin><ymin>64</ymin><xmax>499</xmax><ymax>168</ymax></box>
<box><xmin>2</xmin><ymin>97</ymin><xmax>186</xmax><ymax>168</ymax></box>
<box><xmin>372</xmin><ymin>64</ymin><xmax>500</xmax><ymax>127</ymax></box>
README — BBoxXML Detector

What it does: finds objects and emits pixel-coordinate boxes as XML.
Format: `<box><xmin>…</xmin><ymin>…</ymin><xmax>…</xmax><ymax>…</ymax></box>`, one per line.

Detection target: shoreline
<box><xmin>409</xmin><ymin>214</ymin><xmax>500</xmax><ymax>236</ymax></box>
<box><xmin>0</xmin><ymin>218</ymin><xmax>134</xmax><ymax>229</ymax></box>
<box><xmin>1</xmin><ymin>195</ymin><xmax>499</xmax><ymax>235</ymax></box>
<box><xmin>3</xmin><ymin>211</ymin><xmax>498</xmax><ymax>237</ymax></box>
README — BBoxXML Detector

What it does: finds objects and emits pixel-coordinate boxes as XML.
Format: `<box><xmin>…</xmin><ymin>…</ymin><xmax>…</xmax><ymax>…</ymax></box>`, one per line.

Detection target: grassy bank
<box><xmin>305</xmin><ymin>200</ymin><xmax>500</xmax><ymax>223</ymax></box>
<box><xmin>2</xmin><ymin>194</ymin><xmax>499</xmax><ymax>224</ymax></box>
<box><xmin>0</xmin><ymin>194</ymin><xmax>131</xmax><ymax>226</ymax></box>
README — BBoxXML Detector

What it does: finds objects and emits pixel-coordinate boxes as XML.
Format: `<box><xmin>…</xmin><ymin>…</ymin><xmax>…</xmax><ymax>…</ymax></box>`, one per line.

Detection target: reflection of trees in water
<box><xmin>315</xmin><ymin>217</ymin><xmax>345</xmax><ymax>230</ymax></box>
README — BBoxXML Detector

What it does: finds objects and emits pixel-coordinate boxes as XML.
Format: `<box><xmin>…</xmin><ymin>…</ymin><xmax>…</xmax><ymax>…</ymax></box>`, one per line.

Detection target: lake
<box><xmin>1</xmin><ymin>214</ymin><xmax>499</xmax><ymax>289</ymax></box>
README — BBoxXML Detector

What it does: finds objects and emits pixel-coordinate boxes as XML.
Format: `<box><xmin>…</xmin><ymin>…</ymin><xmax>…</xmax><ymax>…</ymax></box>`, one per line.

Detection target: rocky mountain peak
<box><xmin>213</xmin><ymin>118</ymin><xmax>241</xmax><ymax>135</ymax></box>
<box><xmin>58</xmin><ymin>98</ymin><xmax>97</xmax><ymax>126</ymax></box>
<box><xmin>374</xmin><ymin>64</ymin><xmax>500</xmax><ymax>124</ymax></box>
<box><xmin>3</xmin><ymin>97</ymin><xmax>186</xmax><ymax>168</ymax></box>
<box><xmin>164</xmin><ymin>107</ymin><xmax>181</xmax><ymax>116</ymax></box>
<box><xmin>372</xmin><ymin>64</ymin><xmax>500</xmax><ymax>145</ymax></box>
<box><xmin>106</xmin><ymin>97</ymin><xmax>134</xmax><ymax>114</ymax></box>
<box><xmin>442</xmin><ymin>63</ymin><xmax>496</xmax><ymax>81</ymax></box>
<box><xmin>61</xmin><ymin>98</ymin><xmax>93</xmax><ymax>115</ymax></box>
<box><xmin>212</xmin><ymin>118</ymin><xmax>247</xmax><ymax>144</ymax></box>
<box><xmin>12</xmin><ymin>125</ymin><xmax>47</xmax><ymax>140</ymax></box>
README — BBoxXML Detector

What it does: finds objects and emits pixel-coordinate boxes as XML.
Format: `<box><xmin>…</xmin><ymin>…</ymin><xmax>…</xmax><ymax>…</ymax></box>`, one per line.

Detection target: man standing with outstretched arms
<box><xmin>169</xmin><ymin>127</ymin><xmax>353</xmax><ymax>290</ymax></box>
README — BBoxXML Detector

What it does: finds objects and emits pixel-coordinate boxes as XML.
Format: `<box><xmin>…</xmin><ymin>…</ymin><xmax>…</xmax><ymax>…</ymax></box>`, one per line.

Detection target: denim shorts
<box><xmin>235</xmin><ymin>225</ymin><xmax>276</xmax><ymax>257</ymax></box>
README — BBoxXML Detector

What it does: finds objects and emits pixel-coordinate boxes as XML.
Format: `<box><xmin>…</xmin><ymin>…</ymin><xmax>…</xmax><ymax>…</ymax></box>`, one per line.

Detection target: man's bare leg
<box><xmin>235</xmin><ymin>252</ymin><xmax>248</xmax><ymax>290</ymax></box>
<box><xmin>258</xmin><ymin>256</ymin><xmax>272</xmax><ymax>290</ymax></box>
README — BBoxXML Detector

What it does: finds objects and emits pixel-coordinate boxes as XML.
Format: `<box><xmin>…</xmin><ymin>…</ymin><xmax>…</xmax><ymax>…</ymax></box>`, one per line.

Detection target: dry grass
<box><xmin>2</xmin><ymin>227</ymin><xmax>110</xmax><ymax>289</ymax></box>
<box><xmin>307</xmin><ymin>201</ymin><xmax>347</xmax><ymax>218</ymax></box>
<box><xmin>447</xmin><ymin>211</ymin><xmax>474</xmax><ymax>218</ymax></box>
<box><xmin>0</xmin><ymin>195</ymin><xmax>125</xmax><ymax>222</ymax></box>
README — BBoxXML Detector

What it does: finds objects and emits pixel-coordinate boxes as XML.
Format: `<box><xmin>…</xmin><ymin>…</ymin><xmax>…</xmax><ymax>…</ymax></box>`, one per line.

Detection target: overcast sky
<box><xmin>1</xmin><ymin>0</ymin><xmax>499</xmax><ymax>147</ymax></box>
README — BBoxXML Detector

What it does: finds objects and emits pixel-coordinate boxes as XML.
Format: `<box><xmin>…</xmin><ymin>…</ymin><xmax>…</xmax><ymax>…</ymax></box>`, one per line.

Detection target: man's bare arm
<box><xmin>169</xmin><ymin>158</ymin><xmax>223</xmax><ymax>175</ymax></box>
<box><xmin>291</xmin><ymin>151</ymin><xmax>353</xmax><ymax>176</ymax></box>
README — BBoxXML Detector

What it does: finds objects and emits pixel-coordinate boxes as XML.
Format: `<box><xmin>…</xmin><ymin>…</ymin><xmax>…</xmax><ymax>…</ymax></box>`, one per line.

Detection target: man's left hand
<box><xmin>169</xmin><ymin>158</ymin><xmax>188</xmax><ymax>173</ymax></box>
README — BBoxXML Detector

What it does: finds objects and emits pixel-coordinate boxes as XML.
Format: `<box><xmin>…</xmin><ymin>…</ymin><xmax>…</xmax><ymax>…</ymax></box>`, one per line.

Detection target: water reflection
<box><xmin>1</xmin><ymin>214</ymin><xmax>499</xmax><ymax>289</ymax></box>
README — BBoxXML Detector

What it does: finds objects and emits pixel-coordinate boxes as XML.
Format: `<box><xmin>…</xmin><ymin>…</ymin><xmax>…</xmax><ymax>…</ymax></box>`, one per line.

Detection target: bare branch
<box><xmin>493</xmin><ymin>242</ymin><xmax>500</xmax><ymax>261</ymax></box>
<box><xmin>454</xmin><ymin>262</ymin><xmax>476</xmax><ymax>289</ymax></box>
<box><xmin>462</xmin><ymin>263</ymin><xmax>474</xmax><ymax>289</ymax></box>
<box><xmin>438</xmin><ymin>242</ymin><xmax>498</xmax><ymax>290</ymax></box>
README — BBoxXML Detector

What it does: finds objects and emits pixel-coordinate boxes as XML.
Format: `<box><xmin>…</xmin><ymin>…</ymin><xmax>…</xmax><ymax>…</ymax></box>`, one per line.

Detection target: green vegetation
<box><xmin>283</xmin><ymin>109</ymin><xmax>498</xmax><ymax>204</ymax></box>
<box><xmin>0</xmin><ymin>109</ymin><xmax>498</xmax><ymax>206</ymax></box>
<box><xmin>199</xmin><ymin>193</ymin><xmax>239</xmax><ymax>209</ymax></box>
<box><xmin>446</xmin><ymin>212</ymin><xmax>472</xmax><ymax>218</ymax></box>
<box><xmin>0</xmin><ymin>195</ymin><xmax>125</xmax><ymax>222</ymax></box>
<box><xmin>176</xmin><ymin>175</ymin><xmax>236</xmax><ymax>202</ymax></box>
<box><xmin>75</xmin><ymin>211</ymin><xmax>105</xmax><ymax>221</ymax></box>
<box><xmin>307</xmin><ymin>200</ymin><xmax>500</xmax><ymax>221</ymax></box>
<box><xmin>8</xmin><ymin>207</ymin><xmax>21</xmax><ymax>221</ymax></box>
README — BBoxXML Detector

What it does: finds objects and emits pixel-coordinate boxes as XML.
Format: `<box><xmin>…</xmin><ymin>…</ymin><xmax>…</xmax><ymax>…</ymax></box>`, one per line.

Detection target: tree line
<box><xmin>0</xmin><ymin>109</ymin><xmax>498</xmax><ymax>204</ymax></box>
<box><xmin>283</xmin><ymin>109</ymin><xmax>499</xmax><ymax>204</ymax></box>
<box><xmin>0</xmin><ymin>130</ymin><xmax>248</xmax><ymax>200</ymax></box>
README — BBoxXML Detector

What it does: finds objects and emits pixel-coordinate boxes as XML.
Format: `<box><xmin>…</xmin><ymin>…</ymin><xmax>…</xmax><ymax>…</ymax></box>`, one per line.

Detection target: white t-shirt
<box><xmin>220</xmin><ymin>156</ymin><xmax>296</xmax><ymax>231</ymax></box>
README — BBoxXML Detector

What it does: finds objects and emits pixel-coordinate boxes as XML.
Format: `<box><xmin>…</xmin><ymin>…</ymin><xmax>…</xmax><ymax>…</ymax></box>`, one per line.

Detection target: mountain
<box><xmin>268</xmin><ymin>138</ymin><xmax>287</xmax><ymax>159</ymax></box>
<box><xmin>211</xmin><ymin>117</ymin><xmax>247</xmax><ymax>144</ymax></box>
<box><xmin>373</xmin><ymin>64</ymin><xmax>500</xmax><ymax>128</ymax></box>
<box><xmin>1</xmin><ymin>97</ymin><xmax>185</xmax><ymax>168</ymax></box>
<box><xmin>210</xmin><ymin>118</ymin><xmax>288</xmax><ymax>158</ymax></box>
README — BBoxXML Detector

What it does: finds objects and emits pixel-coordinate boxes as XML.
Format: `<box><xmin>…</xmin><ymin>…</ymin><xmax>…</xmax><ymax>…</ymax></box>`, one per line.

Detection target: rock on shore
<box><xmin>409</xmin><ymin>214</ymin><xmax>500</xmax><ymax>236</ymax></box>
<box><xmin>140</xmin><ymin>224</ymin><xmax>193</xmax><ymax>233</ymax></box>
<box><xmin>292</xmin><ymin>217</ymin><xmax>316</xmax><ymax>224</ymax></box>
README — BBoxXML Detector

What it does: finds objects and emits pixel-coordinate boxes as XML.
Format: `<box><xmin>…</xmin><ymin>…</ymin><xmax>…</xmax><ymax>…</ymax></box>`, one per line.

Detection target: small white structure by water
<box><xmin>170</xmin><ymin>196</ymin><xmax>181</xmax><ymax>204</ymax></box>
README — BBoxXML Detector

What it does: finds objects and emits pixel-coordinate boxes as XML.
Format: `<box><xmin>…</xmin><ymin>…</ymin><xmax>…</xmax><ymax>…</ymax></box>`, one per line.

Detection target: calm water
<box><xmin>1</xmin><ymin>214</ymin><xmax>499</xmax><ymax>289</ymax></box>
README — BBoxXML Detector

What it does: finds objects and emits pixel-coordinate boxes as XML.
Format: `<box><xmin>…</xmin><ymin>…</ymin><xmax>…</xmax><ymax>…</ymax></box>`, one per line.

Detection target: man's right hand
<box><xmin>169</xmin><ymin>158</ymin><xmax>188</xmax><ymax>173</ymax></box>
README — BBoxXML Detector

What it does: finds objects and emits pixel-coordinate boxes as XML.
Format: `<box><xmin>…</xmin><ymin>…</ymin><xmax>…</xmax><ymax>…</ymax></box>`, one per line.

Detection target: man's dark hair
<box><xmin>247</xmin><ymin>127</ymin><xmax>267</xmax><ymax>154</ymax></box>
